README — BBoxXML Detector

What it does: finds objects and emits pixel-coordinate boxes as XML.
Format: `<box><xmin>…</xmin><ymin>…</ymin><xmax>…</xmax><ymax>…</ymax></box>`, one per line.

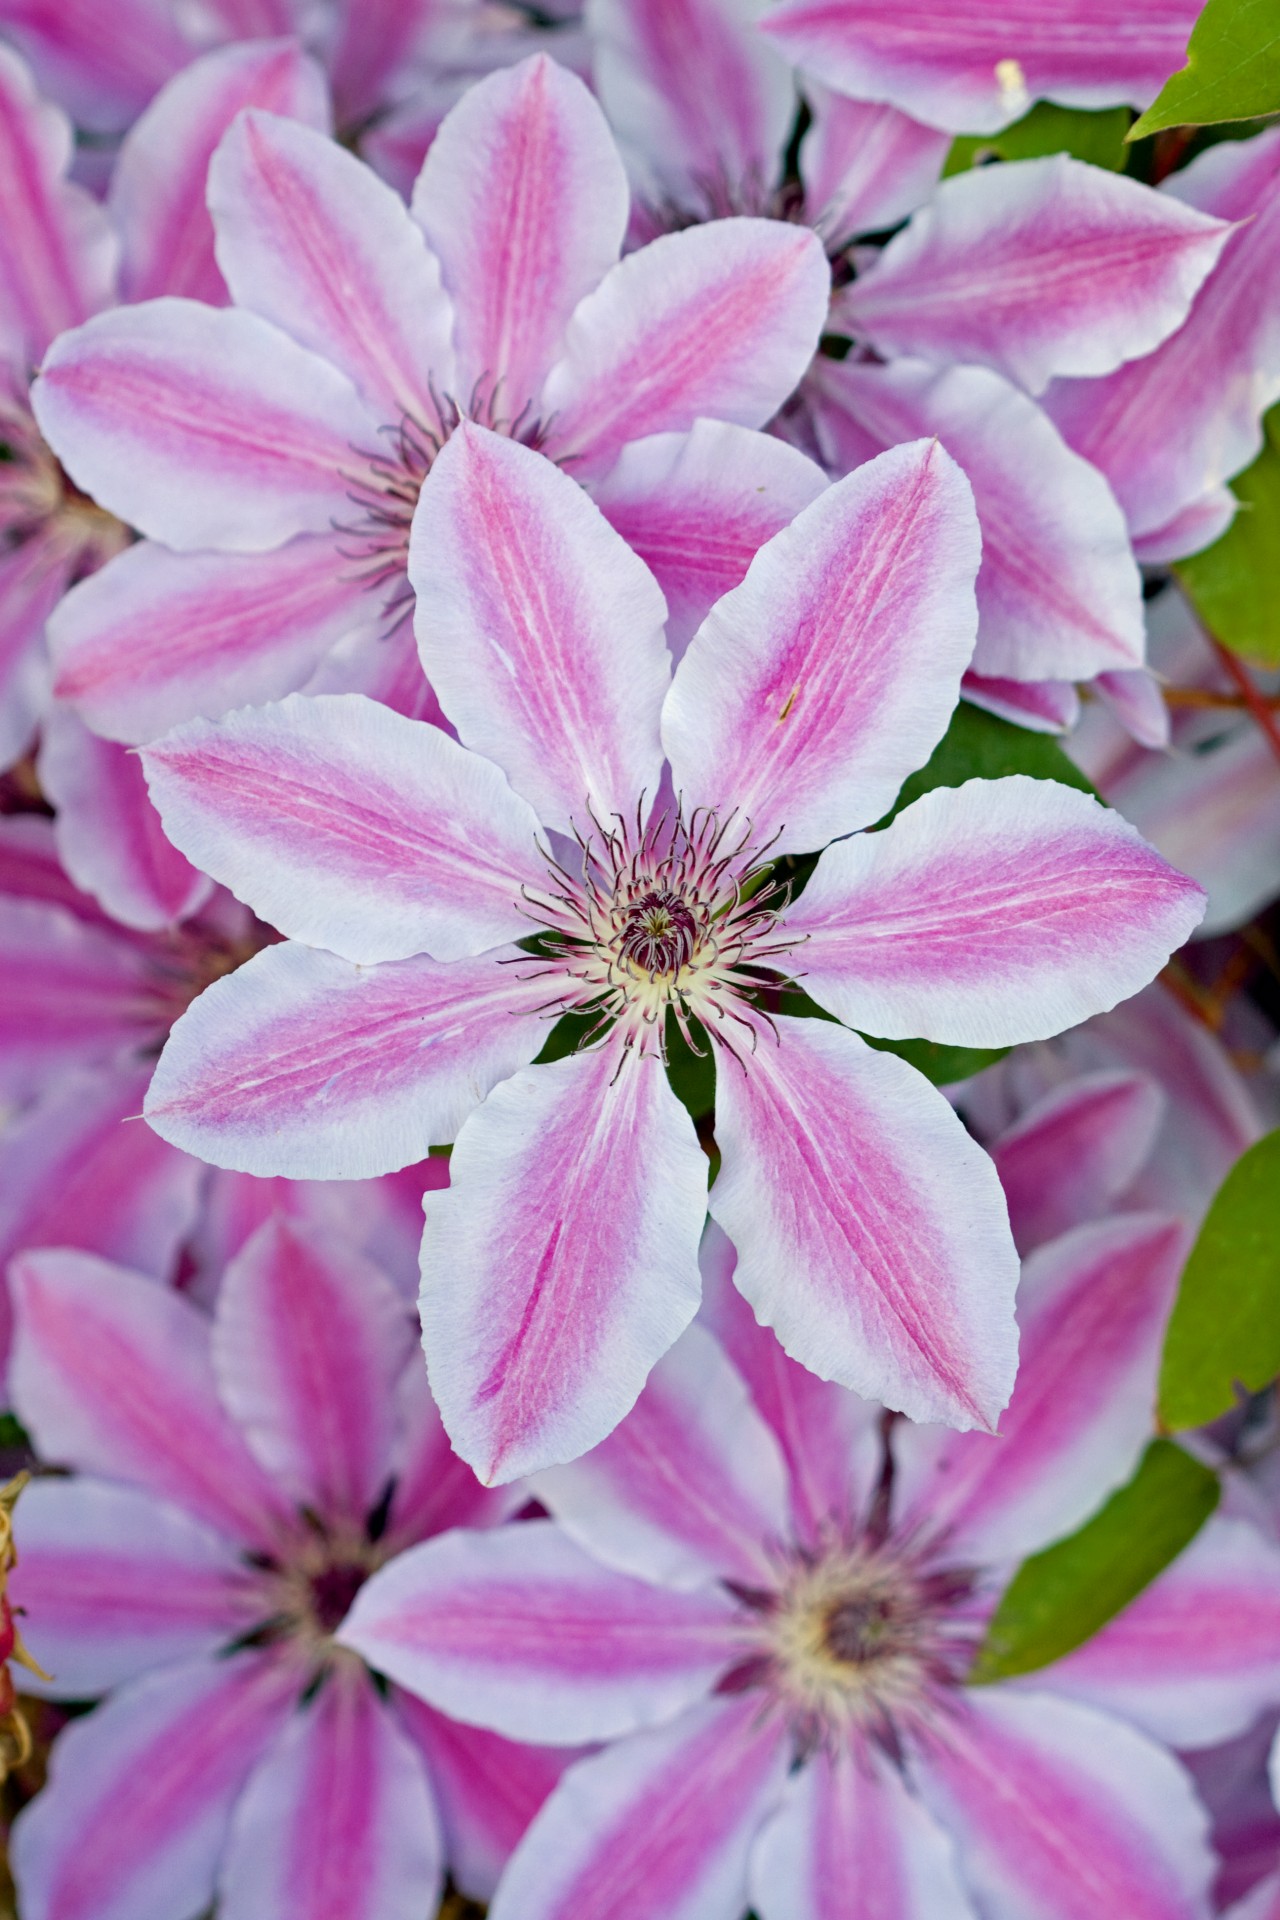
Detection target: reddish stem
<box><xmin>1211</xmin><ymin>640</ymin><xmax>1280</xmax><ymax>768</ymax></box>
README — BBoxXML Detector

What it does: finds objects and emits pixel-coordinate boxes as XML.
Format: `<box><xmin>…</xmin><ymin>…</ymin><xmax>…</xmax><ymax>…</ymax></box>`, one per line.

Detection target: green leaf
<box><xmin>970</xmin><ymin>1440</ymin><xmax>1220</xmax><ymax>1682</ymax></box>
<box><xmin>0</xmin><ymin>1412</ymin><xmax>30</xmax><ymax>1452</ymax></box>
<box><xmin>881</xmin><ymin>699</ymin><xmax>1098</xmax><ymax>826</ymax></box>
<box><xmin>1175</xmin><ymin>409</ymin><xmax>1280</xmax><ymax>666</ymax></box>
<box><xmin>664</xmin><ymin>1012</ymin><xmax>717</xmax><ymax>1123</ymax></box>
<box><xmin>1130</xmin><ymin>0</ymin><xmax>1280</xmax><ymax>137</ymax></box>
<box><xmin>944</xmin><ymin>102</ymin><xmax>1130</xmax><ymax>176</ymax></box>
<box><xmin>863</xmin><ymin>1034</ymin><xmax>1008</xmax><ymax>1086</ymax></box>
<box><xmin>1158</xmin><ymin>1126</ymin><xmax>1280</xmax><ymax>1428</ymax></box>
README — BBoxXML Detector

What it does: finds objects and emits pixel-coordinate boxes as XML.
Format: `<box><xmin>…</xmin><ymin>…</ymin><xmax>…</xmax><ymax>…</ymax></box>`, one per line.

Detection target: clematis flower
<box><xmin>5</xmin><ymin>1218</ymin><xmax>568</xmax><ymax>1920</ymax></box>
<box><xmin>32</xmin><ymin>54</ymin><xmax>830</xmax><ymax>749</ymax></box>
<box><xmin>138</xmin><ymin>424</ymin><xmax>1203</xmax><ymax>1478</ymax></box>
<box><xmin>339</xmin><ymin>1212</ymin><xmax>1280</xmax><ymax>1920</ymax></box>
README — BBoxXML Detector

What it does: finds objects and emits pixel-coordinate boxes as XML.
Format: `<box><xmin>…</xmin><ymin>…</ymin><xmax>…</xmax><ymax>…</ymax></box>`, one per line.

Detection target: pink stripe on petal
<box><xmin>338</xmin><ymin>1521</ymin><xmax>739</xmax><ymax>1744</ymax></box>
<box><xmin>663</xmin><ymin>438</ymin><xmax>980</xmax><ymax>855</ymax></box>
<box><xmin>841</xmin><ymin>157</ymin><xmax>1229</xmax><ymax>395</ymax></box>
<box><xmin>915</xmin><ymin>1690</ymin><xmax>1214</xmax><ymax>1920</ymax></box>
<box><xmin>50</xmin><ymin>533</ymin><xmax>376</xmax><ymax>745</ymax></box>
<box><xmin>0</xmin><ymin>0</ymin><xmax>192</xmax><ymax>135</ymax></box>
<box><xmin>9</xmin><ymin>1248</ymin><xmax>289</xmax><ymax>1546</ymax></box>
<box><xmin>992</xmin><ymin>1070</ymin><xmax>1166</xmax><ymax>1254</ymax></box>
<box><xmin>412</xmin><ymin>56</ymin><xmax>629</xmax><ymax>410</ymax></box>
<box><xmin>593</xmin><ymin>421</ymin><xmax>828</xmax><ymax>661</ymax></box>
<box><xmin>145</xmin><ymin>941</ymin><xmax>548</xmax><ymax>1180</ymax></box>
<box><xmin>143</xmin><ymin>693</ymin><xmax>542</xmax><ymax>964</ymax></box>
<box><xmin>750</xmin><ymin>1742</ymin><xmax>976</xmax><ymax>1920</ymax></box>
<box><xmin>218</xmin><ymin>1667</ymin><xmax>443</xmax><ymax>1920</ymax></box>
<box><xmin>799</xmin><ymin>88</ymin><xmax>948</xmax><ymax>248</ymax></box>
<box><xmin>541</xmin><ymin>217</ymin><xmax>830</xmax><ymax>478</ymax></box>
<box><xmin>787</xmin><ymin>779</ymin><xmax>1206</xmax><ymax>1049</ymax></box>
<box><xmin>110</xmin><ymin>41</ymin><xmax>331</xmax><ymax>307</ymax></box>
<box><xmin>33</xmin><ymin>299</ymin><xmax>379</xmax><ymax>553</ymax></box>
<box><xmin>386</xmin><ymin>1352</ymin><xmax>515</xmax><ymax>1549</ymax></box>
<box><xmin>421</xmin><ymin>1039</ymin><xmax>707</xmax><ymax>1483</ymax></box>
<box><xmin>535</xmin><ymin>1321</ymin><xmax>790</xmax><ymax>1591</ymax></box>
<box><xmin>711</xmin><ymin>1014</ymin><xmax>1018</xmax><ymax>1430</ymax></box>
<box><xmin>10</xmin><ymin>1654</ymin><xmax>293</xmax><ymax>1920</ymax></box>
<box><xmin>212</xmin><ymin>1216</ymin><xmax>412</xmax><ymax>1528</ymax></box>
<box><xmin>960</xmin><ymin>674</ymin><xmax>1081</xmax><ymax>735</ymax></box>
<box><xmin>410</xmin><ymin>424</ymin><xmax>669</xmax><ymax>835</ymax></box>
<box><xmin>210</xmin><ymin>109</ymin><xmax>453</xmax><ymax>422</ymax></box>
<box><xmin>488</xmin><ymin>1697</ymin><xmax>789</xmax><ymax>1920</ymax></box>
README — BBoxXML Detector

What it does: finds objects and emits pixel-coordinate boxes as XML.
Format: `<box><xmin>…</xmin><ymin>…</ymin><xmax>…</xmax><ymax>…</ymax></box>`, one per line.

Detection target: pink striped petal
<box><xmin>421</xmin><ymin>1036</ymin><xmax>707</xmax><ymax>1482</ymax></box>
<box><xmin>143</xmin><ymin>693</ymin><xmax>542</xmax><ymax>964</ymax></box>
<box><xmin>759</xmin><ymin>1</ymin><xmax>1202</xmax><ymax>135</ymax></box>
<box><xmin>412</xmin><ymin>56</ymin><xmax>628</xmax><ymax>410</ymax></box>
<box><xmin>1045</xmin><ymin>128</ymin><xmax>1280</xmax><ymax>543</ymax></box>
<box><xmin>896</xmin><ymin>1213</ymin><xmax>1188</xmax><ymax>1565</ymax></box>
<box><xmin>535</xmin><ymin>1321</ymin><xmax>790</xmax><ymax>1591</ymax></box>
<box><xmin>593</xmin><ymin>422</ymin><xmax>828</xmax><ymax>660</ymax></box>
<box><xmin>786</xmin><ymin>779</ymin><xmax>1206</xmax><ymax>1048</ymax></box>
<box><xmin>663</xmin><ymin>439</ymin><xmax>979</xmax><ymax>854</ymax></box>
<box><xmin>411</xmin><ymin>424</ymin><xmax>669</xmax><ymax>834</ymax></box>
<box><xmin>588</xmin><ymin>0</ymin><xmax>795</xmax><ymax>218</ymax></box>
<box><xmin>1229</xmin><ymin>1878</ymin><xmax>1280</xmax><ymax>1920</ymax></box>
<box><xmin>385</xmin><ymin>1351</ymin><xmax>515</xmax><ymax>1550</ymax></box>
<box><xmin>914</xmin><ymin>1690</ymin><xmax>1214</xmax><ymax>1920</ymax></box>
<box><xmin>0</xmin><ymin>531</ymin><xmax>67</xmax><ymax>772</ymax></box>
<box><xmin>961</xmin><ymin>674</ymin><xmax>1081</xmax><ymax>735</ymax></box>
<box><xmin>992</xmin><ymin>1070</ymin><xmax>1166</xmax><ymax>1253</ymax></box>
<box><xmin>324</xmin><ymin>0</ymin><xmax>434</xmax><ymax>129</ymax></box>
<box><xmin>145</xmin><ymin>941</ymin><xmax>547</xmax><ymax>1179</ymax></box>
<box><xmin>698</xmin><ymin>1220</ymin><xmax>880</xmax><ymax>1548</ymax></box>
<box><xmin>9</xmin><ymin>1247</ymin><xmax>289</xmax><ymax>1546</ymax></box>
<box><xmin>711</xmin><ymin>1014</ymin><xmax>1018</xmax><ymax>1430</ymax></box>
<box><xmin>394</xmin><ymin>1692</ymin><xmax>573</xmax><ymax>1902</ymax></box>
<box><xmin>10</xmin><ymin>1654</ymin><xmax>293</xmax><ymax>1920</ymax></box>
<box><xmin>841</xmin><ymin>158</ymin><xmax>1230</xmax><ymax>396</ymax></box>
<box><xmin>800</xmin><ymin>88</ymin><xmax>948</xmax><ymax>248</ymax></box>
<box><xmin>50</xmin><ymin>533</ymin><xmax>376</xmax><ymax>745</ymax></box>
<box><xmin>39</xmin><ymin>711</ymin><xmax>212</xmax><ymax>931</ymax></box>
<box><xmin>541</xmin><ymin>217</ymin><xmax>830</xmax><ymax>478</ymax></box>
<box><xmin>338</xmin><ymin>1520</ymin><xmax>739</xmax><ymax>1743</ymax></box>
<box><xmin>488</xmin><ymin>1697</ymin><xmax>790</xmax><ymax>1920</ymax></box>
<box><xmin>0</xmin><ymin>0</ymin><xmax>192</xmax><ymax>134</ymax></box>
<box><xmin>813</xmin><ymin>356</ymin><xmax>1144</xmax><ymax>682</ymax></box>
<box><xmin>1040</xmin><ymin>1515</ymin><xmax>1280</xmax><ymax>1750</ymax></box>
<box><xmin>750</xmin><ymin>1743</ymin><xmax>977</xmax><ymax>1920</ymax></box>
<box><xmin>218</xmin><ymin>1667</ymin><xmax>443</xmax><ymax>1920</ymax></box>
<box><xmin>212</xmin><ymin>1216</ymin><xmax>412</xmax><ymax>1526</ymax></box>
<box><xmin>12</xmin><ymin>1477</ymin><xmax>262</xmax><ymax>1694</ymax></box>
<box><xmin>0</xmin><ymin>44</ymin><xmax>116</xmax><ymax>360</ymax></box>
<box><xmin>210</xmin><ymin>110</ymin><xmax>453</xmax><ymax>423</ymax></box>
<box><xmin>33</xmin><ymin>299</ymin><xmax>379</xmax><ymax>552</ymax></box>
<box><xmin>1132</xmin><ymin>488</ymin><xmax>1239</xmax><ymax>566</ymax></box>
<box><xmin>110</xmin><ymin>41</ymin><xmax>331</xmax><ymax>307</ymax></box>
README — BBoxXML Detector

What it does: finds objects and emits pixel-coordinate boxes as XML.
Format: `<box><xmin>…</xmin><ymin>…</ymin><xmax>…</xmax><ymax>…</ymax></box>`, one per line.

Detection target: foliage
<box><xmin>945</xmin><ymin>102</ymin><xmax>1131</xmax><ymax>176</ymax></box>
<box><xmin>1176</xmin><ymin>407</ymin><xmax>1280</xmax><ymax>665</ymax></box>
<box><xmin>1131</xmin><ymin>0</ymin><xmax>1280</xmax><ymax>138</ymax></box>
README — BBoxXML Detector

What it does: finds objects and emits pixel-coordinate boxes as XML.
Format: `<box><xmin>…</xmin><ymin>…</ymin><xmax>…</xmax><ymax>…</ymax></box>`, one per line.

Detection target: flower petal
<box><xmin>33</xmin><ymin>298</ymin><xmax>379</xmax><ymax>552</ymax></box>
<box><xmin>663</xmin><ymin>438</ymin><xmax>979</xmax><ymax>854</ymax></box>
<box><xmin>110</xmin><ymin>40</ymin><xmax>331</xmax><ymax>306</ymax></box>
<box><xmin>384</xmin><ymin>1348</ymin><xmax>515</xmax><ymax>1548</ymax></box>
<box><xmin>12</xmin><ymin>1476</ymin><xmax>262</xmax><ymax>1695</ymax></box>
<box><xmin>711</xmin><ymin>1014</ymin><xmax>1018</xmax><ymax>1430</ymax></box>
<box><xmin>750</xmin><ymin>1743</ymin><xmax>978</xmax><ymax>1920</ymax></box>
<box><xmin>913</xmin><ymin>1689</ymin><xmax>1214</xmax><ymax>1920</ymax></box>
<box><xmin>991</xmin><ymin>1069</ymin><xmax>1167</xmax><ymax>1254</ymax></box>
<box><xmin>143</xmin><ymin>693</ymin><xmax>542</xmax><ymax>964</ymax></box>
<box><xmin>961</xmin><ymin>673</ymin><xmax>1081</xmax><ymax>735</ymax></box>
<box><xmin>9</xmin><ymin>1246</ymin><xmax>289</xmax><ymax>1545</ymax></box>
<box><xmin>812</xmin><ymin>356</ymin><xmax>1144</xmax><ymax>682</ymax></box>
<box><xmin>50</xmin><ymin>533</ymin><xmax>377</xmax><ymax>745</ymax></box>
<box><xmin>1038</xmin><ymin>1514</ymin><xmax>1280</xmax><ymax>1750</ymax></box>
<box><xmin>787</xmin><ymin>779</ymin><xmax>1206</xmax><ymax>1049</ymax></box>
<box><xmin>145</xmin><ymin>941</ymin><xmax>548</xmax><ymax>1180</ymax></box>
<box><xmin>338</xmin><ymin>1520</ymin><xmax>740</xmax><ymax>1744</ymax></box>
<box><xmin>592</xmin><ymin>421</ymin><xmax>828</xmax><ymax>661</ymax></box>
<box><xmin>487</xmin><ymin>1698</ymin><xmax>790</xmax><ymax>1920</ymax></box>
<box><xmin>409</xmin><ymin>424</ymin><xmax>670</xmax><ymax>834</ymax></box>
<box><xmin>799</xmin><ymin>88</ymin><xmax>949</xmax><ymax>247</ymax></box>
<box><xmin>534</xmin><ymin>1321</ymin><xmax>790</xmax><ymax>1591</ymax></box>
<box><xmin>0</xmin><ymin>533</ymin><xmax>66</xmax><ymax>773</ymax></box>
<box><xmin>10</xmin><ymin>1654</ymin><xmax>292</xmax><ymax>1920</ymax></box>
<box><xmin>841</xmin><ymin>156</ymin><xmax>1230</xmax><ymax>395</ymax></box>
<box><xmin>0</xmin><ymin>0</ymin><xmax>192</xmax><ymax>135</ymax></box>
<box><xmin>218</xmin><ymin>1666</ymin><xmax>443</xmax><ymax>1920</ymax></box>
<box><xmin>541</xmin><ymin>217</ymin><xmax>830</xmax><ymax>478</ymax></box>
<box><xmin>421</xmin><ymin>1037</ymin><xmax>707</xmax><ymax>1483</ymax></box>
<box><xmin>411</xmin><ymin>55</ymin><xmax>629</xmax><ymax>410</ymax></box>
<box><xmin>209</xmin><ymin>108</ymin><xmax>453</xmax><ymax>422</ymax></box>
<box><xmin>212</xmin><ymin>1215</ymin><xmax>412</xmax><ymax>1527</ymax></box>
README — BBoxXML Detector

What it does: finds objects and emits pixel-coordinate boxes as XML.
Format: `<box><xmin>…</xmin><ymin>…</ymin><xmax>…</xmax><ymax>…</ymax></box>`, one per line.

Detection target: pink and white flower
<box><xmin>137</xmin><ymin>423</ymin><xmax>1203</xmax><ymax>1478</ymax></box>
<box><xmin>6</xmin><ymin>1216</ymin><xmax>568</xmax><ymax>1920</ymax></box>
<box><xmin>339</xmin><ymin>1210</ymin><xmax>1280</xmax><ymax>1920</ymax></box>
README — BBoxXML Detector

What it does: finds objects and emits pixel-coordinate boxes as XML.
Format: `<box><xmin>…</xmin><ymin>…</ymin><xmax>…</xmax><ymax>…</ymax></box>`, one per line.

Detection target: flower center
<box><xmin>1</xmin><ymin>380</ymin><xmax>129</xmax><ymax>573</ymax></box>
<box><xmin>307</xmin><ymin>1559</ymin><xmax>370</xmax><ymax>1636</ymax></box>
<box><xmin>618</xmin><ymin>888</ymin><xmax>700</xmax><ymax>976</ymax></box>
